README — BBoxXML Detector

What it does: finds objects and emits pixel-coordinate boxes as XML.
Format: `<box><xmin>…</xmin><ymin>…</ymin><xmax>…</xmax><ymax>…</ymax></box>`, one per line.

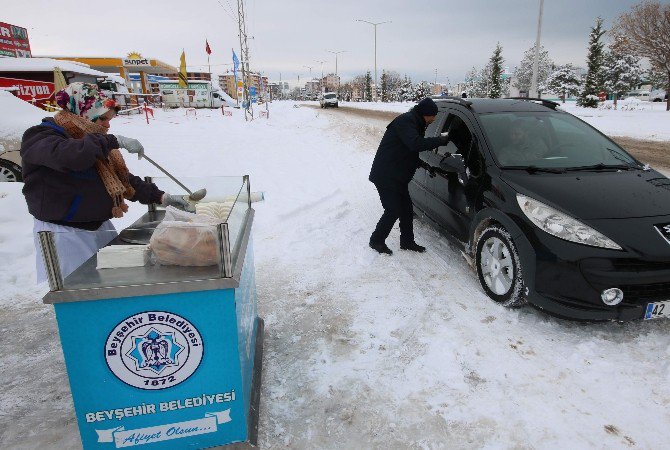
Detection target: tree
<box><xmin>645</xmin><ymin>65</ymin><xmax>668</xmax><ymax>90</ymax></box>
<box><xmin>397</xmin><ymin>75</ymin><xmax>414</xmax><ymax>102</ymax></box>
<box><xmin>383</xmin><ymin>71</ymin><xmax>403</xmax><ymax>101</ymax></box>
<box><xmin>488</xmin><ymin>43</ymin><xmax>504</xmax><ymax>98</ymax></box>
<box><xmin>614</xmin><ymin>1</ymin><xmax>670</xmax><ymax>110</ymax></box>
<box><xmin>464</xmin><ymin>66</ymin><xmax>488</xmax><ymax>98</ymax></box>
<box><xmin>544</xmin><ymin>64</ymin><xmax>582</xmax><ymax>103</ymax></box>
<box><xmin>380</xmin><ymin>71</ymin><xmax>389</xmax><ymax>102</ymax></box>
<box><xmin>604</xmin><ymin>38</ymin><xmax>643</xmax><ymax>109</ymax></box>
<box><xmin>413</xmin><ymin>81</ymin><xmax>432</xmax><ymax>101</ymax></box>
<box><xmin>578</xmin><ymin>17</ymin><xmax>607</xmax><ymax>108</ymax></box>
<box><xmin>513</xmin><ymin>44</ymin><xmax>554</xmax><ymax>96</ymax></box>
<box><xmin>364</xmin><ymin>71</ymin><xmax>373</xmax><ymax>102</ymax></box>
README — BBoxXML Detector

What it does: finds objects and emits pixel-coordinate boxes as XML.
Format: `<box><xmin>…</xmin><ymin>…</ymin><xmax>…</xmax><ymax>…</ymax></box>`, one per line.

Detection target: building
<box><xmin>267</xmin><ymin>81</ymin><xmax>289</xmax><ymax>100</ymax></box>
<box><xmin>219</xmin><ymin>72</ymin><xmax>269</xmax><ymax>100</ymax></box>
<box><xmin>43</xmin><ymin>52</ymin><xmax>178</xmax><ymax>94</ymax></box>
<box><xmin>320</xmin><ymin>74</ymin><xmax>340</xmax><ymax>92</ymax></box>
<box><xmin>305</xmin><ymin>80</ymin><xmax>320</xmax><ymax>94</ymax></box>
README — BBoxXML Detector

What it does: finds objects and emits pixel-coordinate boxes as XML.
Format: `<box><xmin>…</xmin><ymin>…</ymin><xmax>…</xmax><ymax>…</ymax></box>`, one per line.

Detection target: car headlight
<box><xmin>516</xmin><ymin>194</ymin><xmax>622</xmax><ymax>250</ymax></box>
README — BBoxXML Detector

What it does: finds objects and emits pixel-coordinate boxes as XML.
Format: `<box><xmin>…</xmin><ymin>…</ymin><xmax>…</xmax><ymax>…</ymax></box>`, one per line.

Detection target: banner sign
<box><xmin>160</xmin><ymin>82</ymin><xmax>209</xmax><ymax>90</ymax></box>
<box><xmin>0</xmin><ymin>76</ymin><xmax>54</xmax><ymax>105</ymax></box>
<box><xmin>0</xmin><ymin>22</ymin><xmax>31</xmax><ymax>57</ymax></box>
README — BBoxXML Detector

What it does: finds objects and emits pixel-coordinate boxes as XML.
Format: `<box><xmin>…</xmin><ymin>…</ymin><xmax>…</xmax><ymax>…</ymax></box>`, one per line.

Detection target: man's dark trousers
<box><xmin>370</xmin><ymin>184</ymin><xmax>415</xmax><ymax>245</ymax></box>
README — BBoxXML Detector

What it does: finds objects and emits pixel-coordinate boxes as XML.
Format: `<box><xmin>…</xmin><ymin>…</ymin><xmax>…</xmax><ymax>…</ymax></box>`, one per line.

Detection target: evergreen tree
<box><xmin>578</xmin><ymin>17</ymin><xmax>607</xmax><ymax>108</ymax></box>
<box><xmin>380</xmin><ymin>71</ymin><xmax>389</xmax><ymax>102</ymax></box>
<box><xmin>398</xmin><ymin>75</ymin><xmax>414</xmax><ymax>101</ymax></box>
<box><xmin>513</xmin><ymin>45</ymin><xmax>554</xmax><ymax>95</ymax></box>
<box><xmin>364</xmin><ymin>71</ymin><xmax>373</xmax><ymax>102</ymax></box>
<box><xmin>544</xmin><ymin>64</ymin><xmax>582</xmax><ymax>103</ymax></box>
<box><xmin>645</xmin><ymin>65</ymin><xmax>668</xmax><ymax>91</ymax></box>
<box><xmin>488</xmin><ymin>43</ymin><xmax>504</xmax><ymax>98</ymax></box>
<box><xmin>604</xmin><ymin>41</ymin><xmax>643</xmax><ymax>109</ymax></box>
<box><xmin>413</xmin><ymin>81</ymin><xmax>432</xmax><ymax>102</ymax></box>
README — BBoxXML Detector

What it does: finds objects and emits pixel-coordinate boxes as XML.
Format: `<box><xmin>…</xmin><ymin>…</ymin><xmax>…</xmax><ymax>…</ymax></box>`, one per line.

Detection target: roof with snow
<box><xmin>0</xmin><ymin>57</ymin><xmax>108</xmax><ymax>77</ymax></box>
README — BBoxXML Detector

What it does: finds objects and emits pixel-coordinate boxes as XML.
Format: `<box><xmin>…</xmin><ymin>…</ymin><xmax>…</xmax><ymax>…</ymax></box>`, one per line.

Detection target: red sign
<box><xmin>0</xmin><ymin>77</ymin><xmax>54</xmax><ymax>107</ymax></box>
<box><xmin>0</xmin><ymin>22</ymin><xmax>32</xmax><ymax>58</ymax></box>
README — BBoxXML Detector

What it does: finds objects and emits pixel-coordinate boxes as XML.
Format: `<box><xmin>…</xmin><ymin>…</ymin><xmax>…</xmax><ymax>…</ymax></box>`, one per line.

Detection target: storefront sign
<box><xmin>160</xmin><ymin>82</ymin><xmax>208</xmax><ymax>90</ymax></box>
<box><xmin>123</xmin><ymin>52</ymin><xmax>151</xmax><ymax>68</ymax></box>
<box><xmin>0</xmin><ymin>76</ymin><xmax>54</xmax><ymax>105</ymax></box>
<box><xmin>0</xmin><ymin>22</ymin><xmax>31</xmax><ymax>57</ymax></box>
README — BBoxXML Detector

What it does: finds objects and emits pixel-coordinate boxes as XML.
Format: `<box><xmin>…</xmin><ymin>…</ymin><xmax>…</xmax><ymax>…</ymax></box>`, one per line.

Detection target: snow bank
<box><xmin>0</xmin><ymin>91</ymin><xmax>51</xmax><ymax>151</ymax></box>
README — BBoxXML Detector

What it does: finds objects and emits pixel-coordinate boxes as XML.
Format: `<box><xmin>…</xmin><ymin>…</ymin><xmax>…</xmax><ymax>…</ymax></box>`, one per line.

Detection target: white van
<box><xmin>625</xmin><ymin>89</ymin><xmax>651</xmax><ymax>101</ymax></box>
<box><xmin>158</xmin><ymin>80</ymin><xmax>228</xmax><ymax>108</ymax></box>
<box><xmin>650</xmin><ymin>89</ymin><xmax>667</xmax><ymax>102</ymax></box>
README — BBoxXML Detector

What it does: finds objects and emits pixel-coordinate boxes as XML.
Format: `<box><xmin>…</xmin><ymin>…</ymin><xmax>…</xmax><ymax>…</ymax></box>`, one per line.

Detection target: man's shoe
<box><xmin>400</xmin><ymin>242</ymin><xmax>426</xmax><ymax>253</ymax></box>
<box><xmin>369</xmin><ymin>241</ymin><xmax>393</xmax><ymax>255</ymax></box>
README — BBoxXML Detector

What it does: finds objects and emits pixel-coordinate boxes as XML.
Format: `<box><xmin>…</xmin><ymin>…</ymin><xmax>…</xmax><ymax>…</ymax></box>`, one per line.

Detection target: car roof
<box><xmin>435</xmin><ymin>98</ymin><xmax>557</xmax><ymax>114</ymax></box>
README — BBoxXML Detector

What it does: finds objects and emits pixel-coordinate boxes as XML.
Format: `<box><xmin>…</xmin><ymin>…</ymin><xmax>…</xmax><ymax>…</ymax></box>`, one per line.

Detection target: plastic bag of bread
<box><xmin>149</xmin><ymin>206</ymin><xmax>221</xmax><ymax>266</ymax></box>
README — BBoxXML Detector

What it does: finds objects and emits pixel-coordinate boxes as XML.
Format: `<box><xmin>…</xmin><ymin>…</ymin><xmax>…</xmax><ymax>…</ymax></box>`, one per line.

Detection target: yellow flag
<box><xmin>178</xmin><ymin>50</ymin><xmax>188</xmax><ymax>88</ymax></box>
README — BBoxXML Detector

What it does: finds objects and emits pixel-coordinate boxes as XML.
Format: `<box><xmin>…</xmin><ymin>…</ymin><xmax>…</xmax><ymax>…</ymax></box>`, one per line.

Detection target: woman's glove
<box><xmin>161</xmin><ymin>194</ymin><xmax>192</xmax><ymax>211</ymax></box>
<box><xmin>115</xmin><ymin>135</ymin><xmax>144</xmax><ymax>159</ymax></box>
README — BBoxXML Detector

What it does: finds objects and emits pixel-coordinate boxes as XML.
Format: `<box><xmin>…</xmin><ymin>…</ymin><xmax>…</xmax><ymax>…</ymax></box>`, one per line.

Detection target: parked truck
<box><xmin>158</xmin><ymin>80</ymin><xmax>232</xmax><ymax>108</ymax></box>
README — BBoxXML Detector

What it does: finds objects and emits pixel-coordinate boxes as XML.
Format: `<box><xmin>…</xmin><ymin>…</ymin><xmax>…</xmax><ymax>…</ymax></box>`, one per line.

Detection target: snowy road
<box><xmin>1</xmin><ymin>103</ymin><xmax>669</xmax><ymax>449</ymax></box>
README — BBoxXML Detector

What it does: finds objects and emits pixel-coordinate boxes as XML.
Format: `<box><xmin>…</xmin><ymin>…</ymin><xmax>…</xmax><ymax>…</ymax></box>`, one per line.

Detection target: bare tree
<box><xmin>613</xmin><ymin>1</ymin><xmax>670</xmax><ymax>110</ymax></box>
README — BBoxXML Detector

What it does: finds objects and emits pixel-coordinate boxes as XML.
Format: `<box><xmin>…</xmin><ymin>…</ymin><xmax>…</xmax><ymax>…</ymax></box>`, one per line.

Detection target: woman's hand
<box><xmin>115</xmin><ymin>135</ymin><xmax>144</xmax><ymax>159</ymax></box>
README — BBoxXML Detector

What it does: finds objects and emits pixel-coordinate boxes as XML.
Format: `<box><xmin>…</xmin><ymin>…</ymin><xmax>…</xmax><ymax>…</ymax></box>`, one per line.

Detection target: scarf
<box><xmin>53</xmin><ymin>110</ymin><xmax>135</xmax><ymax>218</ymax></box>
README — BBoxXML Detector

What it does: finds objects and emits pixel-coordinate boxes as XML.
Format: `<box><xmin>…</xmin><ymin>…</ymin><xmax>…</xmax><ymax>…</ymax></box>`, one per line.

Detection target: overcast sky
<box><xmin>4</xmin><ymin>0</ymin><xmax>663</xmax><ymax>87</ymax></box>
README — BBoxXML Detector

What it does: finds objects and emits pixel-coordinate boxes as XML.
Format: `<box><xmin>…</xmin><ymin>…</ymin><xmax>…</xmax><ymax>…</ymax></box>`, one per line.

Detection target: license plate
<box><xmin>644</xmin><ymin>301</ymin><xmax>670</xmax><ymax>320</ymax></box>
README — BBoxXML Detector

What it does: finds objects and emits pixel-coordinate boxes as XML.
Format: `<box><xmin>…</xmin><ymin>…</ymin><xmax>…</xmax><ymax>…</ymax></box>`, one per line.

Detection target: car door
<box><xmin>411</xmin><ymin>111</ymin><xmax>448</xmax><ymax>213</ymax></box>
<box><xmin>425</xmin><ymin>109</ymin><xmax>484</xmax><ymax>242</ymax></box>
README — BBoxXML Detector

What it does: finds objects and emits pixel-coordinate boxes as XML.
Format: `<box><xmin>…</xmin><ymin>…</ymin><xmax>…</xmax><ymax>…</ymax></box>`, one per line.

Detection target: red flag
<box><xmin>205</xmin><ymin>39</ymin><xmax>212</xmax><ymax>55</ymax></box>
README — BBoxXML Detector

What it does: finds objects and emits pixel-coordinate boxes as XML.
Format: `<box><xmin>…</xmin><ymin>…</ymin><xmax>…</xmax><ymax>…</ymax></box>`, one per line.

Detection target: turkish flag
<box><xmin>205</xmin><ymin>39</ymin><xmax>212</xmax><ymax>55</ymax></box>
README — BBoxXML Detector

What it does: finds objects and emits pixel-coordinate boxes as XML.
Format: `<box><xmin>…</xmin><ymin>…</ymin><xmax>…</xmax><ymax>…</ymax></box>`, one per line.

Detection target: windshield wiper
<box><xmin>564</xmin><ymin>163</ymin><xmax>636</xmax><ymax>172</ymax></box>
<box><xmin>503</xmin><ymin>165</ymin><xmax>566</xmax><ymax>174</ymax></box>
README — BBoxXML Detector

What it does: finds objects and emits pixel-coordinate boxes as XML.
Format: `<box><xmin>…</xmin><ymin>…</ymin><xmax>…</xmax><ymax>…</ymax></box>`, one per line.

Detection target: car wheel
<box><xmin>475</xmin><ymin>225</ymin><xmax>526</xmax><ymax>307</ymax></box>
<box><xmin>0</xmin><ymin>159</ymin><xmax>22</xmax><ymax>182</ymax></box>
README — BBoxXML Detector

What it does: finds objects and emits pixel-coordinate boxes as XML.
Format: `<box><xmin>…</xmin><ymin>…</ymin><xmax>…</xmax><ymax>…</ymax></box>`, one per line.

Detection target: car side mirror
<box><xmin>439</xmin><ymin>154</ymin><xmax>466</xmax><ymax>173</ymax></box>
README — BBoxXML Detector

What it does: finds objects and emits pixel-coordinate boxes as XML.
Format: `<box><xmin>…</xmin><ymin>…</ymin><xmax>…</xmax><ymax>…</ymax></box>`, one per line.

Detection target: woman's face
<box><xmin>95</xmin><ymin>110</ymin><xmax>116</xmax><ymax>132</ymax></box>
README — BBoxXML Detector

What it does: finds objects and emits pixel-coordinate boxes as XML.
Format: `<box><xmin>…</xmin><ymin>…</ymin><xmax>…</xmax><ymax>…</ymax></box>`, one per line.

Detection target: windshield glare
<box><xmin>479</xmin><ymin>111</ymin><xmax>638</xmax><ymax>169</ymax></box>
<box><xmin>324</xmin><ymin>94</ymin><xmax>336</xmax><ymax>99</ymax></box>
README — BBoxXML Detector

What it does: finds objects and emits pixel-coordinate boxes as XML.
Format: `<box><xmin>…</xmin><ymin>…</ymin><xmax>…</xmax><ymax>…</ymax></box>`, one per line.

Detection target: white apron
<box><xmin>33</xmin><ymin>219</ymin><xmax>117</xmax><ymax>284</ymax></box>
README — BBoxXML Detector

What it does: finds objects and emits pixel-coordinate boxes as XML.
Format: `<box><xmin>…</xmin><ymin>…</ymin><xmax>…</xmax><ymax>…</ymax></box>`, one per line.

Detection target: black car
<box><xmin>410</xmin><ymin>97</ymin><xmax>670</xmax><ymax>321</ymax></box>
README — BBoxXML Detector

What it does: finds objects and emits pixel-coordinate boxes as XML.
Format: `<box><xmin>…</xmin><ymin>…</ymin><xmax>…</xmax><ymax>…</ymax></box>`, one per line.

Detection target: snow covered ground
<box><xmin>337</xmin><ymin>99</ymin><xmax>670</xmax><ymax>142</ymax></box>
<box><xmin>1</xmin><ymin>102</ymin><xmax>670</xmax><ymax>449</ymax></box>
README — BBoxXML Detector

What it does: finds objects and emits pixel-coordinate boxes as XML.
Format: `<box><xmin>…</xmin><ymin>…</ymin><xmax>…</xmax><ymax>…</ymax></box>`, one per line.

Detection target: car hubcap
<box><xmin>480</xmin><ymin>237</ymin><xmax>514</xmax><ymax>295</ymax></box>
<box><xmin>0</xmin><ymin>166</ymin><xmax>17</xmax><ymax>182</ymax></box>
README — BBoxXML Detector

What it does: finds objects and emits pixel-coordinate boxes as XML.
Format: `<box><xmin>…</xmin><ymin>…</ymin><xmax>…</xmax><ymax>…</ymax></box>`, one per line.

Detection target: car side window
<box><xmin>439</xmin><ymin>114</ymin><xmax>472</xmax><ymax>158</ymax></box>
<box><xmin>435</xmin><ymin>114</ymin><xmax>455</xmax><ymax>156</ymax></box>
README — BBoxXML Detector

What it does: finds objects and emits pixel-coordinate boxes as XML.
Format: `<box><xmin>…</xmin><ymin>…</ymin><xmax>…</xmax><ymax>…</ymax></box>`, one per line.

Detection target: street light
<box><xmin>357</xmin><ymin>19</ymin><xmax>391</xmax><ymax>101</ymax></box>
<box><xmin>530</xmin><ymin>0</ymin><xmax>545</xmax><ymax>98</ymax></box>
<box><xmin>326</xmin><ymin>50</ymin><xmax>347</xmax><ymax>77</ymax></box>
<box><xmin>315</xmin><ymin>59</ymin><xmax>326</xmax><ymax>92</ymax></box>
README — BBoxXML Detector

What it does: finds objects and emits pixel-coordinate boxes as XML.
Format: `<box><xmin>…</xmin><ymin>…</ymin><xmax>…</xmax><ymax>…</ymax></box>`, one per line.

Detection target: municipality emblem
<box><xmin>105</xmin><ymin>311</ymin><xmax>204</xmax><ymax>390</ymax></box>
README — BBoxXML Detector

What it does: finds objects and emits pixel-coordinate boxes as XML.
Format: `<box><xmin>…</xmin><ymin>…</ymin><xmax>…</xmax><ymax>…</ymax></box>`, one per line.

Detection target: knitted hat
<box><xmin>55</xmin><ymin>82</ymin><xmax>119</xmax><ymax>122</ymax></box>
<box><xmin>417</xmin><ymin>97</ymin><xmax>438</xmax><ymax>116</ymax></box>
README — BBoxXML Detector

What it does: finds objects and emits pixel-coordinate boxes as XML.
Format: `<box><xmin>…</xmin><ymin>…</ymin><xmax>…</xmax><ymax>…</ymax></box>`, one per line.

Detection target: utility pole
<box><xmin>237</xmin><ymin>0</ymin><xmax>253</xmax><ymax>119</ymax></box>
<box><xmin>357</xmin><ymin>19</ymin><xmax>391</xmax><ymax>102</ymax></box>
<box><xmin>530</xmin><ymin>0</ymin><xmax>544</xmax><ymax>98</ymax></box>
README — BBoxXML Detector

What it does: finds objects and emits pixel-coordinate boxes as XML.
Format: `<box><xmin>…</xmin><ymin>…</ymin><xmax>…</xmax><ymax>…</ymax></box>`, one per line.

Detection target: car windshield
<box><xmin>479</xmin><ymin>111</ymin><xmax>640</xmax><ymax>170</ymax></box>
<box><xmin>324</xmin><ymin>94</ymin><xmax>336</xmax><ymax>99</ymax></box>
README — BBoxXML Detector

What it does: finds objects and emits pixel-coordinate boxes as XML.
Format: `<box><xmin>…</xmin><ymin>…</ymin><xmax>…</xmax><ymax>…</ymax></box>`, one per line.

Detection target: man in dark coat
<box><xmin>368</xmin><ymin>98</ymin><xmax>447</xmax><ymax>254</ymax></box>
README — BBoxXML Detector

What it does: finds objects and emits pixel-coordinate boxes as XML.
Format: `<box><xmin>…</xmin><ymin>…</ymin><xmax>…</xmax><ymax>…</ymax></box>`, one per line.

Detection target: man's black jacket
<box><xmin>369</xmin><ymin>106</ymin><xmax>444</xmax><ymax>191</ymax></box>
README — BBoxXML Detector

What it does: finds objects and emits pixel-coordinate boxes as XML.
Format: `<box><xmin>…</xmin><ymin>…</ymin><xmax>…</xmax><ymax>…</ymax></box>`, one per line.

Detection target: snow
<box><xmin>0</xmin><ymin>57</ymin><xmax>108</xmax><ymax>77</ymax></box>
<box><xmin>337</xmin><ymin>99</ymin><xmax>670</xmax><ymax>141</ymax></box>
<box><xmin>0</xmin><ymin>91</ymin><xmax>52</xmax><ymax>151</ymax></box>
<box><xmin>1</xmin><ymin>101</ymin><xmax>670</xmax><ymax>449</ymax></box>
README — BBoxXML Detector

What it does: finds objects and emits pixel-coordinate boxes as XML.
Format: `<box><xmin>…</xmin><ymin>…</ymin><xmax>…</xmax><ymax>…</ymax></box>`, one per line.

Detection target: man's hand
<box><xmin>161</xmin><ymin>193</ymin><xmax>192</xmax><ymax>211</ymax></box>
<box><xmin>439</xmin><ymin>133</ymin><xmax>449</xmax><ymax>146</ymax></box>
<box><xmin>115</xmin><ymin>135</ymin><xmax>144</xmax><ymax>159</ymax></box>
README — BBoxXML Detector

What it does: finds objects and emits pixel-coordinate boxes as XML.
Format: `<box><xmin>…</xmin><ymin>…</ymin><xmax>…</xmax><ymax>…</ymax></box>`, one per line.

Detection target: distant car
<box><xmin>625</xmin><ymin>90</ymin><xmax>651</xmax><ymax>101</ymax></box>
<box><xmin>411</xmin><ymin>97</ymin><xmax>670</xmax><ymax>321</ymax></box>
<box><xmin>320</xmin><ymin>92</ymin><xmax>338</xmax><ymax>108</ymax></box>
<box><xmin>650</xmin><ymin>89</ymin><xmax>667</xmax><ymax>102</ymax></box>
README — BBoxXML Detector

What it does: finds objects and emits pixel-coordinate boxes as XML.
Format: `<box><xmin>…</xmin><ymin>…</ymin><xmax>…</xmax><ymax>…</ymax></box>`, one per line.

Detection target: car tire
<box><xmin>0</xmin><ymin>159</ymin><xmax>22</xmax><ymax>182</ymax></box>
<box><xmin>475</xmin><ymin>225</ymin><xmax>526</xmax><ymax>307</ymax></box>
